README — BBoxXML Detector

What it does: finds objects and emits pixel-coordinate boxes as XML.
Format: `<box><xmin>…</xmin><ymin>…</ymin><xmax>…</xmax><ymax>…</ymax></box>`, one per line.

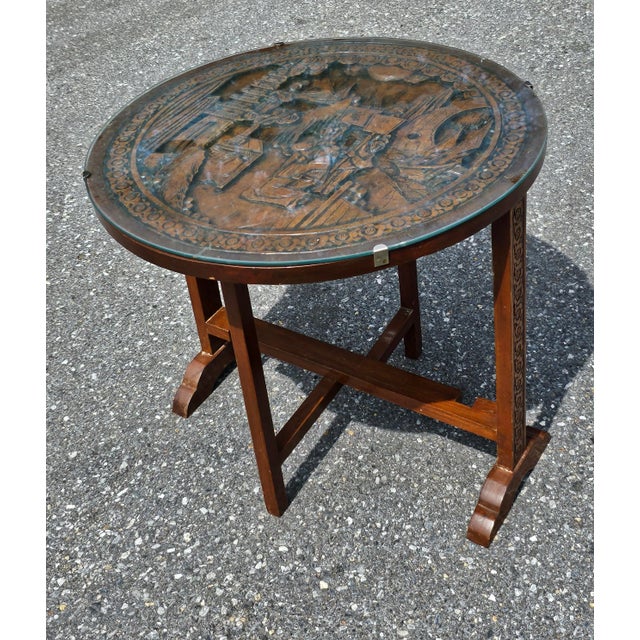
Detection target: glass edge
<box><xmin>86</xmin><ymin>132</ymin><xmax>546</xmax><ymax>269</ymax></box>
<box><xmin>82</xmin><ymin>40</ymin><xmax>548</xmax><ymax>269</ymax></box>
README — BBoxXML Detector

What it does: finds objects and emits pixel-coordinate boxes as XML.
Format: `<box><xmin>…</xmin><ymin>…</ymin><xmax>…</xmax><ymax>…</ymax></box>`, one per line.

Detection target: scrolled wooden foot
<box><xmin>172</xmin><ymin>342</ymin><xmax>235</xmax><ymax>418</ymax></box>
<box><xmin>467</xmin><ymin>426</ymin><xmax>550</xmax><ymax>547</ymax></box>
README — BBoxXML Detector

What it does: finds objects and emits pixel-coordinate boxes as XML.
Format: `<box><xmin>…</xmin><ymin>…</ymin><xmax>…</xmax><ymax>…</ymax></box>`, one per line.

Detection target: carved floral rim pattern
<box><xmin>96</xmin><ymin>40</ymin><xmax>542</xmax><ymax>263</ymax></box>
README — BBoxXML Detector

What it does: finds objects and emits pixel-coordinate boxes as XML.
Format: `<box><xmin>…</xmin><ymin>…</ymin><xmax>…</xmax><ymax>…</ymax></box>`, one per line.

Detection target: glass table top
<box><xmin>84</xmin><ymin>38</ymin><xmax>546</xmax><ymax>268</ymax></box>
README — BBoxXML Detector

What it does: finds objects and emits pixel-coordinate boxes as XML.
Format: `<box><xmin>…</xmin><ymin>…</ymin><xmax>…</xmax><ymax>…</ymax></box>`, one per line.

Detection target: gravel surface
<box><xmin>44</xmin><ymin>1</ymin><xmax>594</xmax><ymax>638</ymax></box>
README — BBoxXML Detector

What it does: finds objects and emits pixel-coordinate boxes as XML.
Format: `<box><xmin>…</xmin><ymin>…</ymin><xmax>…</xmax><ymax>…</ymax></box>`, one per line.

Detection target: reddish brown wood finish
<box><xmin>220</xmin><ymin>282</ymin><xmax>289</xmax><ymax>516</ymax></box>
<box><xmin>88</xmin><ymin>173</ymin><xmax>542</xmax><ymax>286</ymax></box>
<box><xmin>84</xmin><ymin>39</ymin><xmax>549</xmax><ymax>546</ymax></box>
<box><xmin>205</xmin><ymin>304</ymin><xmax>505</xmax><ymax>440</ymax></box>
<box><xmin>398</xmin><ymin>261</ymin><xmax>422</xmax><ymax>359</ymax></box>
<box><xmin>186</xmin><ymin>276</ymin><xmax>224</xmax><ymax>353</ymax></box>
<box><xmin>465</xmin><ymin>199</ymin><xmax>550</xmax><ymax>546</ymax></box>
<box><xmin>275</xmin><ymin>301</ymin><xmax>419</xmax><ymax>463</ymax></box>
<box><xmin>492</xmin><ymin>199</ymin><xmax>527</xmax><ymax>469</ymax></box>
<box><xmin>467</xmin><ymin>427</ymin><xmax>550</xmax><ymax>547</ymax></box>
<box><xmin>177</xmin><ymin>206</ymin><xmax>550</xmax><ymax>546</ymax></box>
<box><xmin>85</xmin><ymin>38</ymin><xmax>546</xmax><ymax>283</ymax></box>
<box><xmin>172</xmin><ymin>344</ymin><xmax>235</xmax><ymax>418</ymax></box>
<box><xmin>173</xmin><ymin>276</ymin><xmax>235</xmax><ymax>417</ymax></box>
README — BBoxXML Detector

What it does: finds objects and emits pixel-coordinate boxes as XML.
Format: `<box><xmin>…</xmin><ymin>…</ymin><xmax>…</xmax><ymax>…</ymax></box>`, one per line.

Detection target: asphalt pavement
<box><xmin>45</xmin><ymin>1</ymin><xmax>594</xmax><ymax>638</ymax></box>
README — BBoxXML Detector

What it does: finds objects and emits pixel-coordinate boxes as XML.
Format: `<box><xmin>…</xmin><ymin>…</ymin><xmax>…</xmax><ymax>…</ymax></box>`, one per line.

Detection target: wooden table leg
<box><xmin>173</xmin><ymin>276</ymin><xmax>235</xmax><ymax>418</ymax></box>
<box><xmin>398</xmin><ymin>261</ymin><xmax>423</xmax><ymax>359</ymax></box>
<box><xmin>220</xmin><ymin>282</ymin><xmax>289</xmax><ymax>516</ymax></box>
<box><xmin>467</xmin><ymin>198</ymin><xmax>550</xmax><ymax>546</ymax></box>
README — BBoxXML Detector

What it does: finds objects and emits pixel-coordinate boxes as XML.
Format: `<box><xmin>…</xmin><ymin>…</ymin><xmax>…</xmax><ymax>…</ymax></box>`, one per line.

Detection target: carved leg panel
<box><xmin>467</xmin><ymin>199</ymin><xmax>550</xmax><ymax>546</ymax></box>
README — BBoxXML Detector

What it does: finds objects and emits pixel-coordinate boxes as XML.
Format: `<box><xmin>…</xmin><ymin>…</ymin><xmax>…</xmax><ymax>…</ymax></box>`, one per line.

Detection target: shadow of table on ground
<box><xmin>259</xmin><ymin>229</ymin><xmax>593</xmax><ymax>501</ymax></box>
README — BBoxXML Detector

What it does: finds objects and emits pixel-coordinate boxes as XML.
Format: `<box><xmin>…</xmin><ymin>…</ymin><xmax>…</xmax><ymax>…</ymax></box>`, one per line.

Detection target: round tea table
<box><xmin>84</xmin><ymin>38</ymin><xmax>549</xmax><ymax>546</ymax></box>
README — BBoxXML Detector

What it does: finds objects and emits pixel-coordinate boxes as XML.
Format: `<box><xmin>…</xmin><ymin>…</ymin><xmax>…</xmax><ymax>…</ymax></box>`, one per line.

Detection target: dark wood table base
<box><xmin>172</xmin><ymin>201</ymin><xmax>549</xmax><ymax>547</ymax></box>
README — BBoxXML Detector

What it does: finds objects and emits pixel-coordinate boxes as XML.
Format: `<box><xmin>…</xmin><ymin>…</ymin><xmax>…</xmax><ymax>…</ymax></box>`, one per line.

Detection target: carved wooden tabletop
<box><xmin>83</xmin><ymin>38</ymin><xmax>550</xmax><ymax>546</ymax></box>
<box><xmin>85</xmin><ymin>38</ymin><xmax>546</xmax><ymax>275</ymax></box>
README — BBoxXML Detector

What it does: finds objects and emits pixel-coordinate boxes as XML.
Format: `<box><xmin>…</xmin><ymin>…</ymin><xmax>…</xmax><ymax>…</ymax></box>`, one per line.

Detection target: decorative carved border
<box><xmin>100</xmin><ymin>41</ymin><xmax>532</xmax><ymax>261</ymax></box>
<box><xmin>511</xmin><ymin>200</ymin><xmax>526</xmax><ymax>459</ymax></box>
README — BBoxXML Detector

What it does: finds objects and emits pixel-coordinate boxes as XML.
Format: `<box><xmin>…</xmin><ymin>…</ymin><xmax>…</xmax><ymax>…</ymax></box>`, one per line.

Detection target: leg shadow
<box><xmin>261</xmin><ymin>229</ymin><xmax>593</xmax><ymax>500</ymax></box>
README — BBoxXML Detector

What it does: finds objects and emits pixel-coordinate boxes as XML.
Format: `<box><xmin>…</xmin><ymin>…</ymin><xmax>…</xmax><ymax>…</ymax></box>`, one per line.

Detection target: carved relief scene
<box><xmin>135</xmin><ymin>53</ymin><xmax>498</xmax><ymax>236</ymax></box>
